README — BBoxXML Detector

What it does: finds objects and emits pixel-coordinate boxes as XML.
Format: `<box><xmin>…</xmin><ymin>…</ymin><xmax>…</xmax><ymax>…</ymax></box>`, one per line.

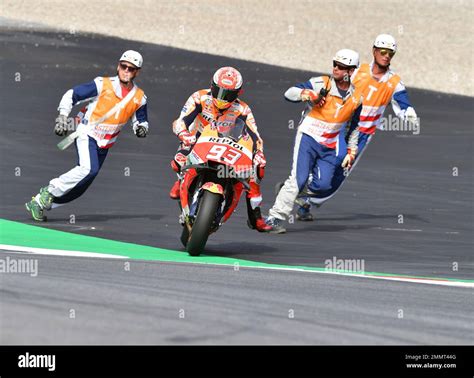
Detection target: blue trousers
<box><xmin>269</xmin><ymin>131</ymin><xmax>345</xmax><ymax>219</ymax></box>
<box><xmin>295</xmin><ymin>133</ymin><xmax>345</xmax><ymax>193</ymax></box>
<box><xmin>309</xmin><ymin>130</ymin><xmax>372</xmax><ymax>206</ymax></box>
<box><xmin>51</xmin><ymin>135</ymin><xmax>109</xmax><ymax>204</ymax></box>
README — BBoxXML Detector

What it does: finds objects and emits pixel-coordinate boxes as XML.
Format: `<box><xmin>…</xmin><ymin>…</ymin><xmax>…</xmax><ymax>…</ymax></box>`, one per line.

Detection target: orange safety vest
<box><xmin>88</xmin><ymin>77</ymin><xmax>145</xmax><ymax>148</ymax></box>
<box><xmin>352</xmin><ymin>63</ymin><xmax>401</xmax><ymax>134</ymax></box>
<box><xmin>299</xmin><ymin>76</ymin><xmax>362</xmax><ymax>149</ymax></box>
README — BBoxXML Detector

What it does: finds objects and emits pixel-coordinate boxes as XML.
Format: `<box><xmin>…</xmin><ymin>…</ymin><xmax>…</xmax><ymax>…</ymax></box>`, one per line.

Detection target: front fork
<box><xmin>180</xmin><ymin>168</ymin><xmax>226</xmax><ymax>227</ymax></box>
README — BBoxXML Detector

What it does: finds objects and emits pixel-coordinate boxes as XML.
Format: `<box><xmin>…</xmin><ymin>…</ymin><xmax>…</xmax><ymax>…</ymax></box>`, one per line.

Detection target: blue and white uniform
<box><xmin>46</xmin><ymin>76</ymin><xmax>148</xmax><ymax>206</ymax></box>
<box><xmin>309</xmin><ymin>62</ymin><xmax>417</xmax><ymax>206</ymax></box>
<box><xmin>268</xmin><ymin>76</ymin><xmax>363</xmax><ymax>220</ymax></box>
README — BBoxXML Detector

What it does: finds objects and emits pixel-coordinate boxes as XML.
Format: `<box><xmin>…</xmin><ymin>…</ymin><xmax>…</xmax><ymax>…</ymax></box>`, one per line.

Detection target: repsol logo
<box><xmin>208</xmin><ymin>137</ymin><xmax>243</xmax><ymax>151</ymax></box>
<box><xmin>202</xmin><ymin>113</ymin><xmax>213</xmax><ymax>122</ymax></box>
<box><xmin>215</xmin><ymin>121</ymin><xmax>234</xmax><ymax>128</ymax></box>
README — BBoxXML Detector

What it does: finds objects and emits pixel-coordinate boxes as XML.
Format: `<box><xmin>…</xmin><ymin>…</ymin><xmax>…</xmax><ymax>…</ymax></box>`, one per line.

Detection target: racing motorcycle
<box><xmin>178</xmin><ymin>117</ymin><xmax>256</xmax><ymax>256</ymax></box>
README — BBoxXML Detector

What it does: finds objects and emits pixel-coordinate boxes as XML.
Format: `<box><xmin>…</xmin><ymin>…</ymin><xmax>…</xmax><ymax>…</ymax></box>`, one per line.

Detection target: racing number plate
<box><xmin>206</xmin><ymin>145</ymin><xmax>242</xmax><ymax>165</ymax></box>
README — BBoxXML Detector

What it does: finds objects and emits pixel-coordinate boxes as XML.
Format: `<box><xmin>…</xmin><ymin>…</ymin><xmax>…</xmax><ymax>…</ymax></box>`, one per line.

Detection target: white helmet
<box><xmin>119</xmin><ymin>50</ymin><xmax>143</xmax><ymax>68</ymax></box>
<box><xmin>333</xmin><ymin>49</ymin><xmax>359</xmax><ymax>68</ymax></box>
<box><xmin>373</xmin><ymin>34</ymin><xmax>397</xmax><ymax>52</ymax></box>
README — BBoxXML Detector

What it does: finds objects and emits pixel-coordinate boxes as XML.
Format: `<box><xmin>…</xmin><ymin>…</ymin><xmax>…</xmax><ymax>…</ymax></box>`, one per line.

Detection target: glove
<box><xmin>253</xmin><ymin>150</ymin><xmax>266</xmax><ymax>168</ymax></box>
<box><xmin>54</xmin><ymin>114</ymin><xmax>68</xmax><ymax>136</ymax></box>
<box><xmin>341</xmin><ymin>148</ymin><xmax>356</xmax><ymax>169</ymax></box>
<box><xmin>404</xmin><ymin>107</ymin><xmax>419</xmax><ymax>127</ymax></box>
<box><xmin>178</xmin><ymin>130</ymin><xmax>196</xmax><ymax>146</ymax></box>
<box><xmin>134</xmin><ymin>125</ymin><xmax>147</xmax><ymax>138</ymax></box>
<box><xmin>301</xmin><ymin>89</ymin><xmax>325</xmax><ymax>107</ymax></box>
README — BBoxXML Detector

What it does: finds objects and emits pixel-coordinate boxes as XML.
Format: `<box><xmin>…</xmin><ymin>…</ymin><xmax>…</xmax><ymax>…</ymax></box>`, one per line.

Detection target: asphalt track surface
<box><xmin>1</xmin><ymin>28</ymin><xmax>473</xmax><ymax>344</ymax></box>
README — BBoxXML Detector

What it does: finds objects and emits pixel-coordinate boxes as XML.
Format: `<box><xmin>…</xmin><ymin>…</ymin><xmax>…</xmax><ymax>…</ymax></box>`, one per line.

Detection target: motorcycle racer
<box><xmin>169</xmin><ymin>66</ymin><xmax>271</xmax><ymax>232</ymax></box>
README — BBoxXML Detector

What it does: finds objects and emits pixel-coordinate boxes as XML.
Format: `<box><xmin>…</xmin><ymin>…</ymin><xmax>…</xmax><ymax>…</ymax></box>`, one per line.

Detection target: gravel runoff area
<box><xmin>1</xmin><ymin>0</ymin><xmax>473</xmax><ymax>96</ymax></box>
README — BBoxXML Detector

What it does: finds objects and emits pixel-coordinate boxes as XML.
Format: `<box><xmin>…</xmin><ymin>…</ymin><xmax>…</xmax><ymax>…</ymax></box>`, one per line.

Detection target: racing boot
<box><xmin>254</xmin><ymin>216</ymin><xmax>272</xmax><ymax>232</ymax></box>
<box><xmin>246</xmin><ymin>197</ymin><xmax>271</xmax><ymax>232</ymax></box>
<box><xmin>247</xmin><ymin>207</ymin><xmax>272</xmax><ymax>232</ymax></box>
<box><xmin>264</xmin><ymin>216</ymin><xmax>286</xmax><ymax>234</ymax></box>
<box><xmin>169</xmin><ymin>159</ymin><xmax>182</xmax><ymax>200</ymax></box>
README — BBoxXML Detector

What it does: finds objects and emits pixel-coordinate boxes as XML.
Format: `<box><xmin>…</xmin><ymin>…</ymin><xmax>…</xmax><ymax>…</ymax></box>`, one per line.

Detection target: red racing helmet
<box><xmin>210</xmin><ymin>67</ymin><xmax>243</xmax><ymax>109</ymax></box>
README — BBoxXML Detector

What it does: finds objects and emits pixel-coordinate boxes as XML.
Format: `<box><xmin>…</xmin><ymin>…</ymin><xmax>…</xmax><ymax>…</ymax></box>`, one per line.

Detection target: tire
<box><xmin>180</xmin><ymin>226</ymin><xmax>189</xmax><ymax>247</ymax></box>
<box><xmin>186</xmin><ymin>190</ymin><xmax>221</xmax><ymax>256</ymax></box>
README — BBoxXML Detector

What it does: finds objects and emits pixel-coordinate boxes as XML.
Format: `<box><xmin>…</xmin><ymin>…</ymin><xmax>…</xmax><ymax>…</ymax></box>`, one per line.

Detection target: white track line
<box><xmin>232</xmin><ymin>265</ymin><xmax>474</xmax><ymax>288</ymax></box>
<box><xmin>0</xmin><ymin>244</ymin><xmax>127</xmax><ymax>259</ymax></box>
<box><xmin>376</xmin><ymin>227</ymin><xmax>423</xmax><ymax>232</ymax></box>
<box><xmin>1</xmin><ymin>244</ymin><xmax>472</xmax><ymax>288</ymax></box>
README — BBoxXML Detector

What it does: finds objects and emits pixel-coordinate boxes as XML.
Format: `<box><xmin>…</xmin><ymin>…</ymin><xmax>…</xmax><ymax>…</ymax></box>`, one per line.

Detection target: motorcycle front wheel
<box><xmin>186</xmin><ymin>190</ymin><xmax>221</xmax><ymax>256</ymax></box>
